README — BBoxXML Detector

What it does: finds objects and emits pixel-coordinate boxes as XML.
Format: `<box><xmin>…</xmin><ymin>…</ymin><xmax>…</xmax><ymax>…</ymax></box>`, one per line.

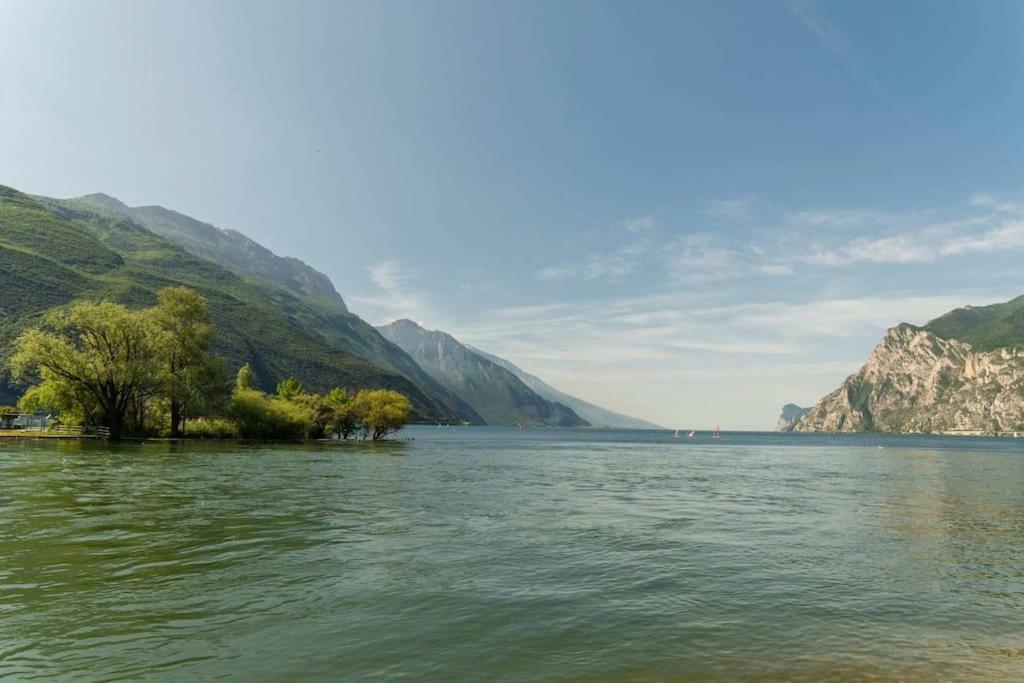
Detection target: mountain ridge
<box><xmin>60</xmin><ymin>193</ymin><xmax>347</xmax><ymax>309</ymax></box>
<box><xmin>0</xmin><ymin>184</ymin><xmax>478</xmax><ymax>422</ymax></box>
<box><xmin>377</xmin><ymin>319</ymin><xmax>588</xmax><ymax>427</ymax></box>
<box><xmin>467</xmin><ymin>346</ymin><xmax>662</xmax><ymax>429</ymax></box>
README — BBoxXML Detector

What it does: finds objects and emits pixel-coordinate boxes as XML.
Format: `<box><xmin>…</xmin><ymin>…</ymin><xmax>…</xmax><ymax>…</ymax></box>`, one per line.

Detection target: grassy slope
<box><xmin>923</xmin><ymin>295</ymin><xmax>1024</xmax><ymax>351</ymax></box>
<box><xmin>0</xmin><ymin>186</ymin><xmax>459</xmax><ymax>420</ymax></box>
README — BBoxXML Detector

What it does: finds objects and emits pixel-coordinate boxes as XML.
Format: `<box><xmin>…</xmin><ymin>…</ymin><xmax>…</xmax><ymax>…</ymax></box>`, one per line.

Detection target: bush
<box><xmin>183</xmin><ymin>417</ymin><xmax>240</xmax><ymax>439</ymax></box>
<box><xmin>227</xmin><ymin>388</ymin><xmax>317</xmax><ymax>440</ymax></box>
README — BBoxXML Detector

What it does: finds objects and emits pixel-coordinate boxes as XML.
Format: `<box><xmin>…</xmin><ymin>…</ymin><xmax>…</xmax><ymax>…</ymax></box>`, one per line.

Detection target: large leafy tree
<box><xmin>351</xmin><ymin>389</ymin><xmax>411</xmax><ymax>440</ymax></box>
<box><xmin>150</xmin><ymin>287</ymin><xmax>225</xmax><ymax>437</ymax></box>
<box><xmin>9</xmin><ymin>301</ymin><xmax>163</xmax><ymax>440</ymax></box>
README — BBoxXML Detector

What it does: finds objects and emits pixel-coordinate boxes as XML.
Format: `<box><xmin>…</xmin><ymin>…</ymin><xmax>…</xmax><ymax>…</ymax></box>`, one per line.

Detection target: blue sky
<box><xmin>3</xmin><ymin>0</ymin><xmax>1024</xmax><ymax>428</ymax></box>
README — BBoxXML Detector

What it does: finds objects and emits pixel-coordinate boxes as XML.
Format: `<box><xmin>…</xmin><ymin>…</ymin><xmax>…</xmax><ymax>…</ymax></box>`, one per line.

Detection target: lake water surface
<box><xmin>2</xmin><ymin>428</ymin><xmax>1023</xmax><ymax>681</ymax></box>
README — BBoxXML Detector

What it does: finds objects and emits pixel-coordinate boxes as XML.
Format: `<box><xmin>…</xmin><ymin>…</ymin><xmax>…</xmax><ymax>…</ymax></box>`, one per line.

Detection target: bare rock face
<box><xmin>794</xmin><ymin>324</ymin><xmax>1024</xmax><ymax>434</ymax></box>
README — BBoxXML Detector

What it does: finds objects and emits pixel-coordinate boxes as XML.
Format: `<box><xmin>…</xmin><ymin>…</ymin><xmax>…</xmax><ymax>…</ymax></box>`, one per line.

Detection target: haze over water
<box><xmin>2</xmin><ymin>428</ymin><xmax>1024</xmax><ymax>681</ymax></box>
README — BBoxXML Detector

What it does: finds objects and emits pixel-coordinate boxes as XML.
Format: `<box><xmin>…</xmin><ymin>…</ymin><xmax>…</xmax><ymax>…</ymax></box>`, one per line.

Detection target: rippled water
<box><xmin>2</xmin><ymin>428</ymin><xmax>1024</xmax><ymax>681</ymax></box>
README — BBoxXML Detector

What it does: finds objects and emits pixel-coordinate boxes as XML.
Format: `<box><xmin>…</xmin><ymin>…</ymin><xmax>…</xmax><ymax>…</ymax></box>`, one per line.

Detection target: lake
<box><xmin>1</xmin><ymin>428</ymin><xmax>1023</xmax><ymax>681</ymax></box>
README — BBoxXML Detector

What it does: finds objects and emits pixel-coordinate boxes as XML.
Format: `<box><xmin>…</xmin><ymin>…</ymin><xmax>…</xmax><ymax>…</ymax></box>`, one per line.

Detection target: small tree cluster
<box><xmin>8</xmin><ymin>288</ymin><xmax>413</xmax><ymax>442</ymax></box>
<box><xmin>226</xmin><ymin>370</ymin><xmax>410</xmax><ymax>441</ymax></box>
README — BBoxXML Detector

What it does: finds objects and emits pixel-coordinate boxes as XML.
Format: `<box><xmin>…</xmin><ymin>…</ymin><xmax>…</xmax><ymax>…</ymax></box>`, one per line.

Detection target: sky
<box><xmin>3</xmin><ymin>0</ymin><xmax>1024</xmax><ymax>429</ymax></box>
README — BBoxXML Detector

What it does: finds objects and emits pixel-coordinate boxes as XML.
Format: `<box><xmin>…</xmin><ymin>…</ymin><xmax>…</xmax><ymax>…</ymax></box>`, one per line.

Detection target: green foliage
<box><xmin>236</xmin><ymin>364</ymin><xmax>255</xmax><ymax>391</ymax></box>
<box><xmin>276</xmin><ymin>376</ymin><xmax>303</xmax><ymax>401</ymax></box>
<box><xmin>924</xmin><ymin>295</ymin><xmax>1024</xmax><ymax>351</ymax></box>
<box><xmin>183</xmin><ymin>417</ymin><xmax>240</xmax><ymax>439</ymax></box>
<box><xmin>324</xmin><ymin>387</ymin><xmax>359</xmax><ymax>439</ymax></box>
<box><xmin>151</xmin><ymin>286</ymin><xmax>226</xmax><ymax>436</ymax></box>
<box><xmin>350</xmin><ymin>389</ymin><xmax>411</xmax><ymax>440</ymax></box>
<box><xmin>9</xmin><ymin>301</ymin><xmax>163</xmax><ymax>439</ymax></box>
<box><xmin>226</xmin><ymin>388</ymin><xmax>318</xmax><ymax>440</ymax></box>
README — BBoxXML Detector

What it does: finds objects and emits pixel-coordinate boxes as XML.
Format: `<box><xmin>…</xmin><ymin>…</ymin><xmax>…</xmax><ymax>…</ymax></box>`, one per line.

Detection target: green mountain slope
<box><xmin>469</xmin><ymin>346</ymin><xmax>662</xmax><ymax>429</ymax></box>
<box><xmin>0</xmin><ymin>185</ymin><xmax>472</xmax><ymax>422</ymax></box>
<box><xmin>62</xmin><ymin>193</ymin><xmax>347</xmax><ymax>309</ymax></box>
<box><xmin>36</xmin><ymin>193</ymin><xmax>483</xmax><ymax>424</ymax></box>
<box><xmin>923</xmin><ymin>296</ymin><xmax>1024</xmax><ymax>351</ymax></box>
<box><xmin>377</xmin><ymin>319</ymin><xmax>588</xmax><ymax>427</ymax></box>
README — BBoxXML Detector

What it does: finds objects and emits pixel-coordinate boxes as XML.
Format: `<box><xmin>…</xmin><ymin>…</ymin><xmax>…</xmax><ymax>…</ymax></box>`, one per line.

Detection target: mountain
<box><xmin>469</xmin><ymin>347</ymin><xmax>662</xmax><ymax>429</ymax></box>
<box><xmin>794</xmin><ymin>319</ymin><xmax>1024</xmax><ymax>434</ymax></box>
<box><xmin>776</xmin><ymin>404</ymin><xmax>811</xmax><ymax>431</ymax></box>
<box><xmin>61</xmin><ymin>193</ymin><xmax>347</xmax><ymax>309</ymax></box>
<box><xmin>377</xmin><ymin>319</ymin><xmax>588</xmax><ymax>427</ymax></box>
<box><xmin>0</xmin><ymin>184</ymin><xmax>479</xmax><ymax>423</ymax></box>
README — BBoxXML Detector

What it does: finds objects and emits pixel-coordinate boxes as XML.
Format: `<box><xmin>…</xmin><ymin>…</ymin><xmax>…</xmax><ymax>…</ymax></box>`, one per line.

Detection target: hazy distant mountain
<box><xmin>63</xmin><ymin>193</ymin><xmax>347</xmax><ymax>309</ymax></box>
<box><xmin>377</xmin><ymin>319</ymin><xmax>588</xmax><ymax>427</ymax></box>
<box><xmin>470</xmin><ymin>347</ymin><xmax>662</xmax><ymax>429</ymax></box>
<box><xmin>776</xmin><ymin>404</ymin><xmax>811</xmax><ymax>431</ymax></box>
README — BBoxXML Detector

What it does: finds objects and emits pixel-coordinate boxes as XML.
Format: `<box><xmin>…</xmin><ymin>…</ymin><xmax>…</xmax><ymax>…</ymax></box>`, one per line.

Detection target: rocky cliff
<box><xmin>793</xmin><ymin>324</ymin><xmax>1024</xmax><ymax>434</ymax></box>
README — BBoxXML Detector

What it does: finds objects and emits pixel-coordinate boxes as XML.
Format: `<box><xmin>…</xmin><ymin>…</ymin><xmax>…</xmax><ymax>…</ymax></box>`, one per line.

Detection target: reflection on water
<box><xmin>1</xmin><ymin>431</ymin><xmax>1024</xmax><ymax>681</ymax></box>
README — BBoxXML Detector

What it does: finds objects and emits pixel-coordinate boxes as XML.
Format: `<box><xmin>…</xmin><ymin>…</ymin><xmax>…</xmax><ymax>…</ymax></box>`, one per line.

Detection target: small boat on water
<box><xmin>688</xmin><ymin>431</ymin><xmax>695</xmax><ymax>438</ymax></box>
<box><xmin>673</xmin><ymin>429</ymin><xmax>680</xmax><ymax>439</ymax></box>
<box><xmin>713</xmin><ymin>426</ymin><xmax>721</xmax><ymax>439</ymax></box>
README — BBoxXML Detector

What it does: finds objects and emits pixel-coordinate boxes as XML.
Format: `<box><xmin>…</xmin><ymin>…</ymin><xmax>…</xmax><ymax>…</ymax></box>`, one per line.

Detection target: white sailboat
<box><xmin>673</xmin><ymin>429</ymin><xmax>680</xmax><ymax>439</ymax></box>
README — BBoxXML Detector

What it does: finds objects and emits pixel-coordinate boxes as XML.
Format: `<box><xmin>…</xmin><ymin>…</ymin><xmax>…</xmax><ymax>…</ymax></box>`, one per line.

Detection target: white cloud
<box><xmin>938</xmin><ymin>220</ymin><xmax>1024</xmax><ymax>256</ymax></box>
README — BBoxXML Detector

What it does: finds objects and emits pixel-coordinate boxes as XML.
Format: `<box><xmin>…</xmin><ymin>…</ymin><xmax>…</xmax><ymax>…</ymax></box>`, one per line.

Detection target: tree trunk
<box><xmin>107</xmin><ymin>412</ymin><xmax>123</xmax><ymax>441</ymax></box>
<box><xmin>170</xmin><ymin>400</ymin><xmax>182</xmax><ymax>438</ymax></box>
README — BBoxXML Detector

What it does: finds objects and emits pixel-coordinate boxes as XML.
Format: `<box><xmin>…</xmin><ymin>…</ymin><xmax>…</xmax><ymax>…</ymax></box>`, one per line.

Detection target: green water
<box><xmin>2</xmin><ymin>428</ymin><xmax>1024</xmax><ymax>681</ymax></box>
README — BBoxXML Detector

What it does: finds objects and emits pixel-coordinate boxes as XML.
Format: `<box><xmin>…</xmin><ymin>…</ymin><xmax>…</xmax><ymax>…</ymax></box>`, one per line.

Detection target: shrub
<box><xmin>183</xmin><ymin>417</ymin><xmax>240</xmax><ymax>439</ymax></box>
<box><xmin>227</xmin><ymin>388</ymin><xmax>317</xmax><ymax>440</ymax></box>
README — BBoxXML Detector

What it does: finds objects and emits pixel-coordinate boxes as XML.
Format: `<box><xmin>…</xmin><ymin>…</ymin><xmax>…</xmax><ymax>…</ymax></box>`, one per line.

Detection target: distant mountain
<box><xmin>62</xmin><ymin>193</ymin><xmax>347</xmax><ymax>309</ymax></box>
<box><xmin>776</xmin><ymin>404</ymin><xmax>810</xmax><ymax>431</ymax></box>
<box><xmin>377</xmin><ymin>319</ymin><xmax>588</xmax><ymax>427</ymax></box>
<box><xmin>794</xmin><ymin>297</ymin><xmax>1024</xmax><ymax>434</ymax></box>
<box><xmin>469</xmin><ymin>347</ymin><xmax>662</xmax><ymax>429</ymax></box>
<box><xmin>0</xmin><ymin>184</ymin><xmax>479</xmax><ymax>423</ymax></box>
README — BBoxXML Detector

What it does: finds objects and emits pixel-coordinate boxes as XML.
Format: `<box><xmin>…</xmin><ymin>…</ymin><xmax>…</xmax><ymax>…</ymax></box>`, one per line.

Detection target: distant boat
<box><xmin>673</xmin><ymin>429</ymin><xmax>680</xmax><ymax>439</ymax></box>
<box><xmin>688</xmin><ymin>431</ymin><xmax>695</xmax><ymax>438</ymax></box>
<box><xmin>713</xmin><ymin>426</ymin><xmax>721</xmax><ymax>439</ymax></box>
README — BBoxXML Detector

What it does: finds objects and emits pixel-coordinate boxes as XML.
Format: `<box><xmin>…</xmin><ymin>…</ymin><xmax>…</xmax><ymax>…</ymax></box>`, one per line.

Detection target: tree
<box><xmin>350</xmin><ymin>389</ymin><xmax>411</xmax><ymax>440</ymax></box>
<box><xmin>9</xmin><ymin>301</ymin><xmax>162</xmax><ymax>440</ymax></box>
<box><xmin>236</xmin><ymin>363</ymin><xmax>256</xmax><ymax>391</ymax></box>
<box><xmin>150</xmin><ymin>287</ymin><xmax>224</xmax><ymax>437</ymax></box>
<box><xmin>324</xmin><ymin>387</ymin><xmax>359</xmax><ymax>439</ymax></box>
<box><xmin>276</xmin><ymin>376</ymin><xmax>303</xmax><ymax>401</ymax></box>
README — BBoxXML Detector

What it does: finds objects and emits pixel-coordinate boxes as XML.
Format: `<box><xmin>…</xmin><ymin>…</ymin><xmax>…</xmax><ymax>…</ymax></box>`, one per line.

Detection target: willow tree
<box><xmin>150</xmin><ymin>287</ymin><xmax>224</xmax><ymax>437</ymax></box>
<box><xmin>351</xmin><ymin>389</ymin><xmax>411</xmax><ymax>440</ymax></box>
<box><xmin>9</xmin><ymin>301</ymin><xmax>163</xmax><ymax>440</ymax></box>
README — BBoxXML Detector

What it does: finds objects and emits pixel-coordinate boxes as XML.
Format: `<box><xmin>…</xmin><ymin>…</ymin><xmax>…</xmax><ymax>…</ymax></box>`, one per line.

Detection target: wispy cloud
<box><xmin>624</xmin><ymin>213</ymin><xmax>657</xmax><ymax>233</ymax></box>
<box><xmin>540</xmin><ymin>241</ymin><xmax>648</xmax><ymax>282</ymax></box>
<box><xmin>666</xmin><ymin>233</ymin><xmax>793</xmax><ymax>283</ymax></box>
<box><xmin>706</xmin><ymin>197</ymin><xmax>756</xmax><ymax>222</ymax></box>
<box><xmin>349</xmin><ymin>260</ymin><xmax>429</xmax><ymax>324</ymax></box>
<box><xmin>786</xmin><ymin>0</ymin><xmax>896</xmax><ymax>105</ymax></box>
<box><xmin>784</xmin><ymin>208</ymin><xmax>890</xmax><ymax>229</ymax></box>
